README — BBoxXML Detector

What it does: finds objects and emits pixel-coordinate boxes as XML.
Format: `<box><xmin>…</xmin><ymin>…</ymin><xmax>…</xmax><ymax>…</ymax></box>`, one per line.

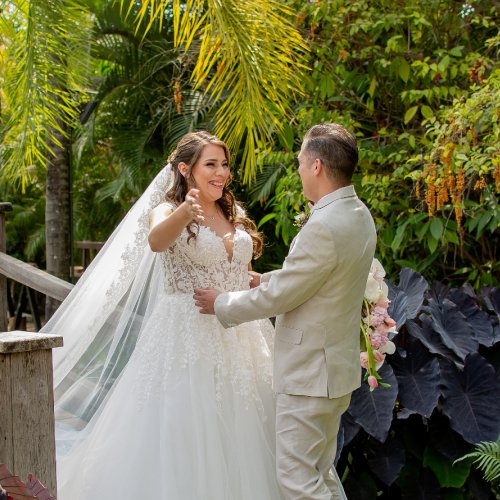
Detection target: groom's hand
<box><xmin>193</xmin><ymin>288</ymin><xmax>221</xmax><ymax>315</ymax></box>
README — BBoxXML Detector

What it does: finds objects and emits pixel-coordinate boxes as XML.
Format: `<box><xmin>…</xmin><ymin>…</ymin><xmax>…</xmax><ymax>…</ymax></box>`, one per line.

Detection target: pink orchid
<box><xmin>385</xmin><ymin>316</ymin><xmax>397</xmax><ymax>327</ymax></box>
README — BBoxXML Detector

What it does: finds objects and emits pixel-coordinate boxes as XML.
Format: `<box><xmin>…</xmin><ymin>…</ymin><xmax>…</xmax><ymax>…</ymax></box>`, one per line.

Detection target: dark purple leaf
<box><xmin>428</xmin><ymin>281</ymin><xmax>450</xmax><ymax>302</ymax></box>
<box><xmin>406</xmin><ymin>316</ymin><xmax>462</xmax><ymax>366</ymax></box>
<box><xmin>387</xmin><ymin>268</ymin><xmax>428</xmax><ymax>328</ymax></box>
<box><xmin>340</xmin><ymin>411</ymin><xmax>361</xmax><ymax>448</ymax></box>
<box><xmin>428</xmin><ymin>413</ymin><xmax>472</xmax><ymax>460</ymax></box>
<box><xmin>389</xmin><ymin>336</ymin><xmax>440</xmax><ymax>417</ymax></box>
<box><xmin>479</xmin><ymin>286</ymin><xmax>500</xmax><ymax>345</ymax></box>
<box><xmin>387</xmin><ymin>284</ymin><xmax>408</xmax><ymax>330</ymax></box>
<box><xmin>335</xmin><ymin>424</ymin><xmax>344</xmax><ymax>466</ymax></box>
<box><xmin>344</xmin><ymin>473</ymin><xmax>378</xmax><ymax>499</ymax></box>
<box><xmin>480</xmin><ymin>286</ymin><xmax>499</xmax><ymax>315</ymax></box>
<box><xmin>348</xmin><ymin>364</ymin><xmax>398</xmax><ymax>442</ymax></box>
<box><xmin>459</xmin><ymin>283</ymin><xmax>476</xmax><ymax>298</ymax></box>
<box><xmin>449</xmin><ymin>288</ymin><xmax>494</xmax><ymax>347</ymax></box>
<box><xmin>440</xmin><ymin>353</ymin><xmax>500</xmax><ymax>443</ymax></box>
<box><xmin>400</xmin><ymin>468</ymin><xmax>441</xmax><ymax>500</ymax></box>
<box><xmin>428</xmin><ymin>298</ymin><xmax>478</xmax><ymax>361</ymax></box>
<box><xmin>396</xmin><ymin>408</ymin><xmax>417</xmax><ymax>420</ymax></box>
<box><xmin>367</xmin><ymin>437</ymin><xmax>406</xmax><ymax>486</ymax></box>
<box><xmin>395</xmin><ymin>268</ymin><xmax>429</xmax><ymax>320</ymax></box>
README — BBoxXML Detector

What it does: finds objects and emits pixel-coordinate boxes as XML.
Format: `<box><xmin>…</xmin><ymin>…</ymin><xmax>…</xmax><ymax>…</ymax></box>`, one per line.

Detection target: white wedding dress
<box><xmin>54</xmin><ymin>215</ymin><xmax>283</xmax><ymax>499</ymax></box>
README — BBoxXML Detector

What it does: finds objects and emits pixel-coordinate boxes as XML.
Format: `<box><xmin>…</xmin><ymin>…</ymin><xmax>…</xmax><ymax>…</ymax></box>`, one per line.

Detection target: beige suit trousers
<box><xmin>276</xmin><ymin>393</ymin><xmax>351</xmax><ymax>500</ymax></box>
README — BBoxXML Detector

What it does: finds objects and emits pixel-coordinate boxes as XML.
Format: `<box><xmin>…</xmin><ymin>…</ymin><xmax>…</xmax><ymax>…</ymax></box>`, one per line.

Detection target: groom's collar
<box><xmin>311</xmin><ymin>185</ymin><xmax>356</xmax><ymax>212</ymax></box>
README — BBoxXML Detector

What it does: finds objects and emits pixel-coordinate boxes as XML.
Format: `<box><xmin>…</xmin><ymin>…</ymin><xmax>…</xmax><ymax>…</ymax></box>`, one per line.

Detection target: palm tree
<box><xmin>1</xmin><ymin>0</ymin><xmax>92</xmax><ymax>316</ymax></box>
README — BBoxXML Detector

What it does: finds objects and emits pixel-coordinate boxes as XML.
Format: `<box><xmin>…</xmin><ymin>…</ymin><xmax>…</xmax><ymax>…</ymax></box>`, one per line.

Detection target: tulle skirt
<box><xmin>56</xmin><ymin>293</ymin><xmax>283</xmax><ymax>499</ymax></box>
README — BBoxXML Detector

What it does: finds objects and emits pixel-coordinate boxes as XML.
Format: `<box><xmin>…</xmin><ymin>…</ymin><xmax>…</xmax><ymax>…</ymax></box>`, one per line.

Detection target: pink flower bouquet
<box><xmin>360</xmin><ymin>259</ymin><xmax>398</xmax><ymax>391</ymax></box>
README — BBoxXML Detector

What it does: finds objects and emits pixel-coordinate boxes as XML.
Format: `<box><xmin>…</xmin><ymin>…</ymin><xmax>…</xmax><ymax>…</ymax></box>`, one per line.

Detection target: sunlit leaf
<box><xmin>404</xmin><ymin>105</ymin><xmax>418</xmax><ymax>124</ymax></box>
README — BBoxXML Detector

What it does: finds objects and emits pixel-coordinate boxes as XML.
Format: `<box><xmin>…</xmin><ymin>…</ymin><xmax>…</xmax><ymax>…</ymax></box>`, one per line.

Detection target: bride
<box><xmin>42</xmin><ymin>131</ymin><xmax>283</xmax><ymax>499</ymax></box>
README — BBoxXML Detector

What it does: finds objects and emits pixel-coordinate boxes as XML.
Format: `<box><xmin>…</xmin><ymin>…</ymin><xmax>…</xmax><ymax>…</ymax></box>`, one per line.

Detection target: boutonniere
<box><xmin>293</xmin><ymin>202</ymin><xmax>314</xmax><ymax>229</ymax></box>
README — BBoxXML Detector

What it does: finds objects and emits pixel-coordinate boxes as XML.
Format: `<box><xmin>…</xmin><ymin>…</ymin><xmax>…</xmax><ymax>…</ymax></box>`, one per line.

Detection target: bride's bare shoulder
<box><xmin>149</xmin><ymin>201</ymin><xmax>176</xmax><ymax>225</ymax></box>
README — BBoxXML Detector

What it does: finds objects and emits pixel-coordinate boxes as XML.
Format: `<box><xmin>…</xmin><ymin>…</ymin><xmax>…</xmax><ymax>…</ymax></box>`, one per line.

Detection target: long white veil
<box><xmin>41</xmin><ymin>164</ymin><xmax>173</xmax><ymax>448</ymax></box>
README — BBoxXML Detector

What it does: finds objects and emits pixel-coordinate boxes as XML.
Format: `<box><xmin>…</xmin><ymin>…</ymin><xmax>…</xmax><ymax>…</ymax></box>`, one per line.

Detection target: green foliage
<box><xmin>252</xmin><ymin>0</ymin><xmax>499</xmax><ymax>288</ymax></box>
<box><xmin>0</xmin><ymin>178</ymin><xmax>45</xmax><ymax>262</ymax></box>
<box><xmin>455</xmin><ymin>438</ymin><xmax>500</xmax><ymax>484</ymax></box>
<box><xmin>257</xmin><ymin>163</ymin><xmax>305</xmax><ymax>246</ymax></box>
<box><xmin>73</xmin><ymin>0</ymin><xmax>205</xmax><ymax>205</ymax></box>
<box><xmin>0</xmin><ymin>0</ymin><xmax>93</xmax><ymax>187</ymax></box>
<box><xmin>424</xmin><ymin>445</ymin><xmax>471</xmax><ymax>489</ymax></box>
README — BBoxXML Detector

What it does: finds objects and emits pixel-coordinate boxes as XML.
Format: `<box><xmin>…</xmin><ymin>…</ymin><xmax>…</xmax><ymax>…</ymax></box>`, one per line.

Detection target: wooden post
<box><xmin>0</xmin><ymin>202</ymin><xmax>13</xmax><ymax>332</ymax></box>
<box><xmin>0</xmin><ymin>330</ymin><xmax>63</xmax><ymax>496</ymax></box>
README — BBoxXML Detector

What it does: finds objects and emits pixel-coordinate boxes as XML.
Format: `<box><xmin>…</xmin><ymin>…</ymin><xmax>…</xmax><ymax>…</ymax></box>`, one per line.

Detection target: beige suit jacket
<box><xmin>215</xmin><ymin>185</ymin><xmax>377</xmax><ymax>398</ymax></box>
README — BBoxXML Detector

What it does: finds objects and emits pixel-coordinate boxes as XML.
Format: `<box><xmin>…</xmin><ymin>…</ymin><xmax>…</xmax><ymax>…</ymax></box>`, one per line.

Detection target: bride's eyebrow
<box><xmin>203</xmin><ymin>158</ymin><xmax>228</xmax><ymax>163</ymax></box>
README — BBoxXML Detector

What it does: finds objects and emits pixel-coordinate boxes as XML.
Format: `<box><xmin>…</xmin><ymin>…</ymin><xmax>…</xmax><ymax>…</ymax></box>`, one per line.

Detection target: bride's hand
<box><xmin>184</xmin><ymin>189</ymin><xmax>204</xmax><ymax>223</ymax></box>
<box><xmin>248</xmin><ymin>271</ymin><xmax>261</xmax><ymax>288</ymax></box>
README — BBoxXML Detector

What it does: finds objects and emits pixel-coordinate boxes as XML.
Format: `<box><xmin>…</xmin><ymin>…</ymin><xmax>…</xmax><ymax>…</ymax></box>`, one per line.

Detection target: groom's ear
<box><xmin>313</xmin><ymin>158</ymin><xmax>323</xmax><ymax>176</ymax></box>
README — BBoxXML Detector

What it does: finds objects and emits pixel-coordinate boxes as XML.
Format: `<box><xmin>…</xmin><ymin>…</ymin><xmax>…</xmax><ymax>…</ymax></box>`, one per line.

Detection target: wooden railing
<box><xmin>0</xmin><ymin>203</ymin><xmax>12</xmax><ymax>332</ymax></box>
<box><xmin>0</xmin><ymin>202</ymin><xmax>71</xmax><ymax>497</ymax></box>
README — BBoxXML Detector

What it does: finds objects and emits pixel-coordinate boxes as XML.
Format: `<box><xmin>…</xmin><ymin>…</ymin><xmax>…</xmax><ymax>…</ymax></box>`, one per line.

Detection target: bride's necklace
<box><xmin>204</xmin><ymin>205</ymin><xmax>220</xmax><ymax>221</ymax></box>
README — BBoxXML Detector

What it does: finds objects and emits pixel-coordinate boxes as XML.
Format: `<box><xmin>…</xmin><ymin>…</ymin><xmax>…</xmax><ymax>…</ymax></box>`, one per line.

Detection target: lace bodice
<box><xmin>161</xmin><ymin>224</ymin><xmax>254</xmax><ymax>293</ymax></box>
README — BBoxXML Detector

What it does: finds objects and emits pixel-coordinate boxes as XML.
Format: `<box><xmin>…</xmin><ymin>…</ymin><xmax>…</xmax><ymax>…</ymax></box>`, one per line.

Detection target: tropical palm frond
<box><xmin>25</xmin><ymin>225</ymin><xmax>46</xmax><ymax>261</ymax></box>
<box><xmin>248</xmin><ymin>163</ymin><xmax>287</xmax><ymax>206</ymax></box>
<box><xmin>0</xmin><ymin>0</ymin><xmax>93</xmax><ymax>188</ymax></box>
<box><xmin>120</xmin><ymin>0</ymin><xmax>308</xmax><ymax>183</ymax></box>
<box><xmin>110</xmin><ymin>126</ymin><xmax>157</xmax><ymax>179</ymax></box>
<box><xmin>454</xmin><ymin>438</ymin><xmax>500</xmax><ymax>483</ymax></box>
<box><xmin>163</xmin><ymin>90</ymin><xmax>214</xmax><ymax>151</ymax></box>
<box><xmin>96</xmin><ymin>174</ymin><xmax>129</xmax><ymax>203</ymax></box>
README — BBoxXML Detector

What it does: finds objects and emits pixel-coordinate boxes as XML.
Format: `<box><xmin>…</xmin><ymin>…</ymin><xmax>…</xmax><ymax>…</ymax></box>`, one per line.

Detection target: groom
<box><xmin>194</xmin><ymin>123</ymin><xmax>376</xmax><ymax>499</ymax></box>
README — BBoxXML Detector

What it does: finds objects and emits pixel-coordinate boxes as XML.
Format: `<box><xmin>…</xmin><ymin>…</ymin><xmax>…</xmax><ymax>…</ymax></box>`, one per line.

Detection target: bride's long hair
<box><xmin>166</xmin><ymin>131</ymin><xmax>263</xmax><ymax>258</ymax></box>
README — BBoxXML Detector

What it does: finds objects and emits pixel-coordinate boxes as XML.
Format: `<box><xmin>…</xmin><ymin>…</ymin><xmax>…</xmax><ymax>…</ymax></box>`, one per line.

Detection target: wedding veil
<box><xmin>41</xmin><ymin>164</ymin><xmax>173</xmax><ymax>448</ymax></box>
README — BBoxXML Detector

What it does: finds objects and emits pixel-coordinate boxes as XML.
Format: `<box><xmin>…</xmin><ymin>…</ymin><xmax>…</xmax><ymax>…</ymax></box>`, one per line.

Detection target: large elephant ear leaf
<box><xmin>406</xmin><ymin>316</ymin><xmax>462</xmax><ymax>366</ymax></box>
<box><xmin>348</xmin><ymin>364</ymin><xmax>398</xmax><ymax>442</ymax></box>
<box><xmin>440</xmin><ymin>353</ymin><xmax>500</xmax><ymax>444</ymax></box>
<box><xmin>388</xmin><ymin>268</ymin><xmax>428</xmax><ymax>328</ymax></box>
<box><xmin>340</xmin><ymin>411</ymin><xmax>361</xmax><ymax>448</ymax></box>
<box><xmin>367</xmin><ymin>436</ymin><xmax>406</xmax><ymax>486</ymax></box>
<box><xmin>387</xmin><ymin>284</ymin><xmax>408</xmax><ymax>330</ymax></box>
<box><xmin>480</xmin><ymin>286</ymin><xmax>499</xmax><ymax>315</ymax></box>
<box><xmin>428</xmin><ymin>412</ymin><xmax>472</xmax><ymax>461</ymax></box>
<box><xmin>428</xmin><ymin>298</ymin><xmax>478</xmax><ymax>362</ymax></box>
<box><xmin>428</xmin><ymin>281</ymin><xmax>451</xmax><ymax>302</ymax></box>
<box><xmin>479</xmin><ymin>286</ymin><xmax>500</xmax><ymax>345</ymax></box>
<box><xmin>389</xmin><ymin>336</ymin><xmax>440</xmax><ymax>418</ymax></box>
<box><xmin>449</xmin><ymin>289</ymin><xmax>494</xmax><ymax>347</ymax></box>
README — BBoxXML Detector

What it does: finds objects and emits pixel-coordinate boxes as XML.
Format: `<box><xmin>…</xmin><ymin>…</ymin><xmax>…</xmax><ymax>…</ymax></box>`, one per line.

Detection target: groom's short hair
<box><xmin>303</xmin><ymin>123</ymin><xmax>358</xmax><ymax>183</ymax></box>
